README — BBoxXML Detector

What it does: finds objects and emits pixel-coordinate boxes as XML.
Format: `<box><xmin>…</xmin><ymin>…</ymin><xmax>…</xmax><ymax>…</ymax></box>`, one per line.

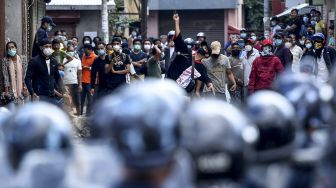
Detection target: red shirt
<box><xmin>248</xmin><ymin>55</ymin><xmax>284</xmax><ymax>94</ymax></box>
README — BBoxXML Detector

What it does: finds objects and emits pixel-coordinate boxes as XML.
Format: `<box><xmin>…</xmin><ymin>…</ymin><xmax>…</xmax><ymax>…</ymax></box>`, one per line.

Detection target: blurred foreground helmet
<box><xmin>273</xmin><ymin>72</ymin><xmax>332</xmax><ymax>130</ymax></box>
<box><xmin>2</xmin><ymin>102</ymin><xmax>73</xmax><ymax>170</ymax></box>
<box><xmin>181</xmin><ymin>99</ymin><xmax>258</xmax><ymax>184</ymax></box>
<box><xmin>91</xmin><ymin>80</ymin><xmax>186</xmax><ymax>170</ymax></box>
<box><xmin>0</xmin><ymin>107</ymin><xmax>11</xmax><ymax>126</ymax></box>
<box><xmin>184</xmin><ymin>38</ymin><xmax>195</xmax><ymax>49</ymax></box>
<box><xmin>246</xmin><ymin>91</ymin><xmax>296</xmax><ymax>163</ymax></box>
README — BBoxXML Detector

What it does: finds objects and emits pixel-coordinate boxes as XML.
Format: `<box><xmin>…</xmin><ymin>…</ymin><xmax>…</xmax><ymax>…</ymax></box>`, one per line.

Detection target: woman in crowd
<box><xmin>1</xmin><ymin>41</ymin><xmax>28</xmax><ymax>105</ymax></box>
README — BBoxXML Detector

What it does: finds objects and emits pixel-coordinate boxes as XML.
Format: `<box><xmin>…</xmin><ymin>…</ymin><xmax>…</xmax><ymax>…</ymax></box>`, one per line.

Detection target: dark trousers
<box><xmin>66</xmin><ymin>84</ymin><xmax>80</xmax><ymax>108</ymax></box>
<box><xmin>80</xmin><ymin>83</ymin><xmax>92</xmax><ymax>115</ymax></box>
<box><xmin>39</xmin><ymin>95</ymin><xmax>63</xmax><ymax>107</ymax></box>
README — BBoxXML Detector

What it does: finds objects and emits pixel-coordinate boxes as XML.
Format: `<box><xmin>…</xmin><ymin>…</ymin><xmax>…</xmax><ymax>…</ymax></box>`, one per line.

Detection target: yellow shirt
<box><xmin>315</xmin><ymin>20</ymin><xmax>326</xmax><ymax>34</ymax></box>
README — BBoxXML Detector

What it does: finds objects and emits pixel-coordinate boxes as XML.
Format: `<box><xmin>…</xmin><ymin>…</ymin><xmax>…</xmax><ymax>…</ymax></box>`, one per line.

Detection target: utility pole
<box><xmin>140</xmin><ymin>0</ymin><xmax>148</xmax><ymax>39</ymax></box>
<box><xmin>102</xmin><ymin>0</ymin><xmax>109</xmax><ymax>44</ymax></box>
<box><xmin>263</xmin><ymin>0</ymin><xmax>271</xmax><ymax>39</ymax></box>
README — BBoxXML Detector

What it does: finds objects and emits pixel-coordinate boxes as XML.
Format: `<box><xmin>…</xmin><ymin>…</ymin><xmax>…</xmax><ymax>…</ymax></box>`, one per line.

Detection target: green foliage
<box><xmin>245</xmin><ymin>0</ymin><xmax>264</xmax><ymax>31</ymax></box>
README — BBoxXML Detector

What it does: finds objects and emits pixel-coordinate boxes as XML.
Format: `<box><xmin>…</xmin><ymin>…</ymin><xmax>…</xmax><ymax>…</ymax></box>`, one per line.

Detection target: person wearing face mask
<box><xmin>80</xmin><ymin>44</ymin><xmax>96</xmax><ymax>116</ymax></box>
<box><xmin>130</xmin><ymin>39</ymin><xmax>147</xmax><ymax>80</ymax></box>
<box><xmin>228</xmin><ymin>43</ymin><xmax>246</xmax><ymax>104</ymax></box>
<box><xmin>78</xmin><ymin>36</ymin><xmax>93</xmax><ymax>61</ymax></box>
<box><xmin>104</xmin><ymin>37</ymin><xmax>131</xmax><ymax>94</ymax></box>
<box><xmin>139</xmin><ymin>44</ymin><xmax>163</xmax><ymax>79</ymax></box>
<box><xmin>271</xmin><ymin>16</ymin><xmax>282</xmax><ymax>38</ymax></box>
<box><xmin>63</xmin><ymin>45</ymin><xmax>82</xmax><ymax>115</ymax></box>
<box><xmin>25</xmin><ymin>39</ymin><xmax>64</xmax><ymax>105</ymax></box>
<box><xmin>248</xmin><ymin>39</ymin><xmax>284</xmax><ymax>95</ymax></box>
<box><xmin>273</xmin><ymin>33</ymin><xmax>293</xmax><ymax>69</ymax></box>
<box><xmin>328</xmin><ymin>25</ymin><xmax>335</xmax><ymax>48</ymax></box>
<box><xmin>298</xmin><ymin>34</ymin><xmax>307</xmax><ymax>49</ymax></box>
<box><xmin>90</xmin><ymin>42</ymin><xmax>110</xmax><ymax>101</ymax></box>
<box><xmin>314</xmin><ymin>11</ymin><xmax>327</xmax><ymax>36</ymax></box>
<box><xmin>32</xmin><ymin>16</ymin><xmax>56</xmax><ymax>58</ymax></box>
<box><xmin>240</xmin><ymin>28</ymin><xmax>248</xmax><ymax>40</ymax></box>
<box><xmin>300</xmin><ymin>38</ymin><xmax>318</xmax><ymax>76</ymax></box>
<box><xmin>243</xmin><ymin>39</ymin><xmax>260</xmax><ymax>100</ymax></box>
<box><xmin>312</xmin><ymin>33</ymin><xmax>336</xmax><ymax>83</ymax></box>
<box><xmin>300</xmin><ymin>13</ymin><xmax>311</xmax><ymax>37</ymax></box>
<box><xmin>285</xmin><ymin>36</ymin><xmax>303</xmax><ymax>73</ymax></box>
<box><xmin>201</xmin><ymin>41</ymin><xmax>237</xmax><ymax>101</ymax></box>
<box><xmin>2</xmin><ymin>41</ymin><xmax>28</xmax><ymax>105</ymax></box>
<box><xmin>143</xmin><ymin>39</ymin><xmax>153</xmax><ymax>56</ymax></box>
<box><xmin>164</xmin><ymin>31</ymin><xmax>177</xmax><ymax>77</ymax></box>
<box><xmin>307</xmin><ymin>25</ymin><xmax>316</xmax><ymax>39</ymax></box>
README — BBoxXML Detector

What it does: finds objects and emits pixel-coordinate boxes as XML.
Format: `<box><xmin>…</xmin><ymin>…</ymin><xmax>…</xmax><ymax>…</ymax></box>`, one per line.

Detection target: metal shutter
<box><xmin>158</xmin><ymin>10</ymin><xmax>225</xmax><ymax>45</ymax></box>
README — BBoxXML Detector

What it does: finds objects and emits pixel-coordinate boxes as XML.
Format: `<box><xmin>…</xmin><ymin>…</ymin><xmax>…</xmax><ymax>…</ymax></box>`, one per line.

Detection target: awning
<box><xmin>148</xmin><ymin>0</ymin><xmax>238</xmax><ymax>10</ymax></box>
<box><xmin>275</xmin><ymin>3</ymin><xmax>309</xmax><ymax>17</ymax></box>
<box><xmin>46</xmin><ymin>0</ymin><xmax>115</xmax><ymax>10</ymax></box>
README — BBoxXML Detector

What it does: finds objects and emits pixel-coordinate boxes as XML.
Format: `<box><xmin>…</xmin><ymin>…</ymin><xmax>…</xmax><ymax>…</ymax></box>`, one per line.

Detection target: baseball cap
<box><xmin>41</xmin><ymin>16</ymin><xmax>56</xmax><ymax>27</ymax></box>
<box><xmin>312</xmin><ymin>33</ymin><xmax>325</xmax><ymax>41</ymax></box>
<box><xmin>211</xmin><ymin>41</ymin><xmax>221</xmax><ymax>55</ymax></box>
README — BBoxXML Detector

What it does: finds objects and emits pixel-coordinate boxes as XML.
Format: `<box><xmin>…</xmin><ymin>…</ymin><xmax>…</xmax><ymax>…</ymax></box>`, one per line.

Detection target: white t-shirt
<box><xmin>63</xmin><ymin>58</ymin><xmax>82</xmax><ymax>85</ymax></box>
<box><xmin>316</xmin><ymin>50</ymin><xmax>329</xmax><ymax>83</ymax></box>
<box><xmin>243</xmin><ymin>49</ymin><xmax>260</xmax><ymax>86</ymax></box>
<box><xmin>46</xmin><ymin>59</ymin><xmax>50</xmax><ymax>75</ymax></box>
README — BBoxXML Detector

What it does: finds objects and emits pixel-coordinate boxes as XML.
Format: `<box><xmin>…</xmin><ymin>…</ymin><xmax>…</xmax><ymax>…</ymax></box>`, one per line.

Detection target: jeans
<box><xmin>81</xmin><ymin>83</ymin><xmax>92</xmax><ymax>115</ymax></box>
<box><xmin>66</xmin><ymin>84</ymin><xmax>80</xmax><ymax>108</ymax></box>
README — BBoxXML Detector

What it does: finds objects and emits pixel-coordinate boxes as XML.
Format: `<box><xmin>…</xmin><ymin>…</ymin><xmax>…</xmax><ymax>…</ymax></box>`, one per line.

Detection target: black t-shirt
<box><xmin>130</xmin><ymin>51</ymin><xmax>147</xmax><ymax>74</ymax></box>
<box><xmin>91</xmin><ymin>56</ymin><xmax>108</xmax><ymax>89</ymax></box>
<box><xmin>105</xmin><ymin>53</ymin><xmax>131</xmax><ymax>88</ymax></box>
<box><xmin>195</xmin><ymin>62</ymin><xmax>211</xmax><ymax>84</ymax></box>
<box><xmin>166</xmin><ymin>34</ymin><xmax>192</xmax><ymax>80</ymax></box>
<box><xmin>288</xmin><ymin>17</ymin><xmax>302</xmax><ymax>39</ymax></box>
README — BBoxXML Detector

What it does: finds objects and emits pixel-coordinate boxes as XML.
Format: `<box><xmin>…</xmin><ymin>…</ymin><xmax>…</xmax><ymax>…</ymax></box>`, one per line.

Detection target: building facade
<box><xmin>0</xmin><ymin>0</ymin><xmax>47</xmax><ymax>58</ymax></box>
<box><xmin>147</xmin><ymin>0</ymin><xmax>244</xmax><ymax>45</ymax></box>
<box><xmin>46</xmin><ymin>0</ymin><xmax>115</xmax><ymax>41</ymax></box>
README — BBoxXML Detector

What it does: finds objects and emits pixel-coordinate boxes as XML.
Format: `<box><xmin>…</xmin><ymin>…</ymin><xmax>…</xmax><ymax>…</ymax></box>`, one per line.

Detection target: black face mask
<box><xmin>231</xmin><ymin>50</ymin><xmax>241</xmax><ymax>57</ymax></box>
<box><xmin>307</xmin><ymin>31</ymin><xmax>314</xmax><ymax>35</ymax></box>
<box><xmin>212</xmin><ymin>54</ymin><xmax>219</xmax><ymax>58</ymax></box>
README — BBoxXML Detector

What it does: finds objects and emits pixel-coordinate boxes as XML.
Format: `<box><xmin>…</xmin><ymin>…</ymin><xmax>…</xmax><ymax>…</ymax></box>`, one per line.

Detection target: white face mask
<box><xmin>43</xmin><ymin>48</ymin><xmax>53</xmax><ymax>57</ymax></box>
<box><xmin>305</xmin><ymin>43</ymin><xmax>312</xmax><ymax>49</ymax></box>
<box><xmin>113</xmin><ymin>45</ymin><xmax>121</xmax><ymax>52</ymax></box>
<box><xmin>299</xmin><ymin>40</ymin><xmax>305</xmax><ymax>45</ymax></box>
<box><xmin>245</xmin><ymin>45</ymin><xmax>253</xmax><ymax>52</ymax></box>
<box><xmin>144</xmin><ymin>44</ymin><xmax>151</xmax><ymax>51</ymax></box>
<box><xmin>262</xmin><ymin>46</ymin><xmax>272</xmax><ymax>56</ymax></box>
<box><xmin>84</xmin><ymin>40</ymin><xmax>90</xmax><ymax>44</ymax></box>
<box><xmin>285</xmin><ymin>42</ymin><xmax>292</xmax><ymax>48</ymax></box>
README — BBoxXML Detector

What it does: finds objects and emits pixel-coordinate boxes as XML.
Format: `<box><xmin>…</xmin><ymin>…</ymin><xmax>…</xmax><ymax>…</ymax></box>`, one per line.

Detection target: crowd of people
<box><xmin>0</xmin><ymin>8</ymin><xmax>336</xmax><ymax>188</ymax></box>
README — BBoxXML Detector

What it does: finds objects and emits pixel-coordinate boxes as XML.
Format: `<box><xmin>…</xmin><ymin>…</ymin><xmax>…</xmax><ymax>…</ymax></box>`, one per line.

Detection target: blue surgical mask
<box><xmin>251</xmin><ymin>36</ymin><xmax>257</xmax><ymax>41</ymax></box>
<box><xmin>305</xmin><ymin>43</ymin><xmax>312</xmax><ymax>49</ymax></box>
<box><xmin>303</xmin><ymin>17</ymin><xmax>309</xmax><ymax>23</ymax></box>
<box><xmin>310</xmin><ymin>21</ymin><xmax>316</xmax><ymax>26</ymax></box>
<box><xmin>47</xmin><ymin>25</ymin><xmax>52</xmax><ymax>32</ymax></box>
<box><xmin>98</xmin><ymin>49</ymin><xmax>106</xmax><ymax>56</ymax></box>
<box><xmin>275</xmin><ymin>39</ymin><xmax>283</xmax><ymax>46</ymax></box>
<box><xmin>8</xmin><ymin>49</ymin><xmax>17</xmax><ymax>57</ymax></box>
<box><xmin>134</xmin><ymin>44</ymin><xmax>141</xmax><ymax>51</ymax></box>
<box><xmin>240</xmin><ymin>33</ymin><xmax>247</xmax><ymax>38</ymax></box>
<box><xmin>67</xmin><ymin>52</ymin><xmax>75</xmax><ymax>57</ymax></box>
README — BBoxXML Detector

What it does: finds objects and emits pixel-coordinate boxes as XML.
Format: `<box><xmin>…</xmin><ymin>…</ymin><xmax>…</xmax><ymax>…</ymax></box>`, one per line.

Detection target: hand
<box><xmin>32</xmin><ymin>93</ymin><xmax>39</xmax><ymax>101</ymax></box>
<box><xmin>4</xmin><ymin>92</ymin><xmax>10</xmax><ymax>98</ymax></box>
<box><xmin>195</xmin><ymin>91</ymin><xmax>201</xmax><ymax>98</ymax></box>
<box><xmin>230</xmin><ymin>84</ymin><xmax>237</xmax><ymax>91</ymax></box>
<box><xmin>90</xmin><ymin>89</ymin><xmax>95</xmax><ymax>96</ymax></box>
<box><xmin>79</xmin><ymin>85</ymin><xmax>83</xmax><ymax>92</ymax></box>
<box><xmin>173</xmin><ymin>13</ymin><xmax>179</xmax><ymax>22</ymax></box>
<box><xmin>207</xmin><ymin>83</ymin><xmax>214</xmax><ymax>92</ymax></box>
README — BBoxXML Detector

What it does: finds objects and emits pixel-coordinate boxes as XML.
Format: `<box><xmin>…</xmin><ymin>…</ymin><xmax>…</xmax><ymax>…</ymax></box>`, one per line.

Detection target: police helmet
<box><xmin>246</xmin><ymin>91</ymin><xmax>296</xmax><ymax>163</ymax></box>
<box><xmin>184</xmin><ymin>38</ymin><xmax>195</xmax><ymax>49</ymax></box>
<box><xmin>273</xmin><ymin>72</ymin><xmax>332</xmax><ymax>130</ymax></box>
<box><xmin>91</xmin><ymin>80</ymin><xmax>186</xmax><ymax>170</ymax></box>
<box><xmin>181</xmin><ymin>99</ymin><xmax>258</xmax><ymax>182</ymax></box>
<box><xmin>196</xmin><ymin>32</ymin><xmax>206</xmax><ymax>39</ymax></box>
<box><xmin>2</xmin><ymin>102</ymin><xmax>73</xmax><ymax>170</ymax></box>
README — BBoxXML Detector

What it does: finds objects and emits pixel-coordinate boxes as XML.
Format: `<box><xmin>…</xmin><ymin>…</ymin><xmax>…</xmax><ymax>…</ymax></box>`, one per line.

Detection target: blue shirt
<box><xmin>130</xmin><ymin>51</ymin><xmax>147</xmax><ymax>74</ymax></box>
